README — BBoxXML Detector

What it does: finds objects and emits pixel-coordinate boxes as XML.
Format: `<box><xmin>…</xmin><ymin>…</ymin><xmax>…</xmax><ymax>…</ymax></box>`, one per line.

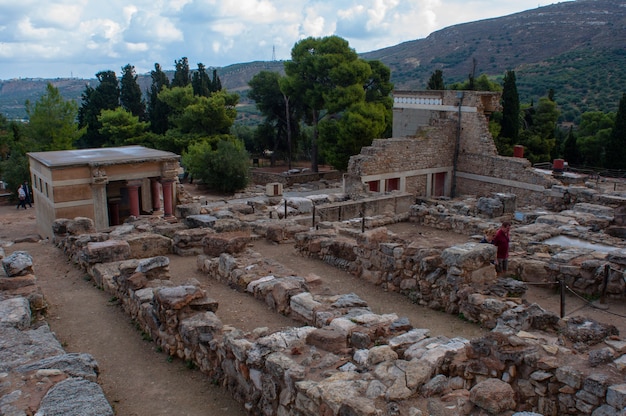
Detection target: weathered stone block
<box><xmin>81</xmin><ymin>240</ymin><xmax>131</xmax><ymax>265</ymax></box>
<box><xmin>202</xmin><ymin>231</ymin><xmax>251</xmax><ymax>257</ymax></box>
<box><xmin>124</xmin><ymin>233</ymin><xmax>172</xmax><ymax>257</ymax></box>
<box><xmin>306</xmin><ymin>328</ymin><xmax>347</xmax><ymax>353</ymax></box>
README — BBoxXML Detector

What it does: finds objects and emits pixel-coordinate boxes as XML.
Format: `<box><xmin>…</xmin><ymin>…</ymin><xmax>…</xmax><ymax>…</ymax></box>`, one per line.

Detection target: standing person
<box><xmin>23</xmin><ymin>180</ymin><xmax>33</xmax><ymax>207</ymax></box>
<box><xmin>492</xmin><ymin>221</ymin><xmax>511</xmax><ymax>276</ymax></box>
<box><xmin>16</xmin><ymin>184</ymin><xmax>27</xmax><ymax>210</ymax></box>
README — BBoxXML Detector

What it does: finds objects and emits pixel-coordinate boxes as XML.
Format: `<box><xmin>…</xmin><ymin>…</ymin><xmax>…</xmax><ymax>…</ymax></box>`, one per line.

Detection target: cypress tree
<box><xmin>605</xmin><ymin>93</ymin><xmax>626</xmax><ymax>170</ymax></box>
<box><xmin>147</xmin><ymin>63</ymin><xmax>171</xmax><ymax>135</ymax></box>
<box><xmin>500</xmin><ymin>70</ymin><xmax>520</xmax><ymax>143</ymax></box>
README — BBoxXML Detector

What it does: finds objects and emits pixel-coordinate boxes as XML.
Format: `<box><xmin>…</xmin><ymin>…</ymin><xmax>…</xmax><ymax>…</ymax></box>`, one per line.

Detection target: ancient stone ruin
<box><xmin>1</xmin><ymin>90</ymin><xmax>626</xmax><ymax>415</ymax></box>
<box><xmin>3</xmin><ymin>171</ymin><xmax>626</xmax><ymax>415</ymax></box>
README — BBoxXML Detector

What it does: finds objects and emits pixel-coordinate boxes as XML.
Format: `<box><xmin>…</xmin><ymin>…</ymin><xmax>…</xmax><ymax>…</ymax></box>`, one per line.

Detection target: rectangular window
<box><xmin>368</xmin><ymin>181</ymin><xmax>379</xmax><ymax>192</ymax></box>
<box><xmin>385</xmin><ymin>178</ymin><xmax>400</xmax><ymax>192</ymax></box>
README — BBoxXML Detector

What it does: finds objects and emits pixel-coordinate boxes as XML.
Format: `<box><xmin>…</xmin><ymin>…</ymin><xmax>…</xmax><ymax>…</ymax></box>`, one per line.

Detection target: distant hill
<box><xmin>2</xmin><ymin>0</ymin><xmax>625</xmax><ymax>122</ymax></box>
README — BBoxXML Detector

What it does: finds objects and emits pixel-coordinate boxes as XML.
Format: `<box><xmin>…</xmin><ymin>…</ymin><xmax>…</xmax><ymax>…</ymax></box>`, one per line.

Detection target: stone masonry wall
<box><xmin>50</xmin><ymin>216</ymin><xmax>626</xmax><ymax>416</ymax></box>
<box><xmin>347</xmin><ymin>90</ymin><xmax>563</xmax><ymax>206</ymax></box>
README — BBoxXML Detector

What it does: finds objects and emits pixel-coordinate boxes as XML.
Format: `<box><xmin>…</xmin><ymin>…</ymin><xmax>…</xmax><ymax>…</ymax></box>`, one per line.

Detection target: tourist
<box><xmin>22</xmin><ymin>181</ymin><xmax>32</xmax><ymax>207</ymax></box>
<box><xmin>492</xmin><ymin>221</ymin><xmax>511</xmax><ymax>276</ymax></box>
<box><xmin>480</xmin><ymin>228</ymin><xmax>496</xmax><ymax>244</ymax></box>
<box><xmin>16</xmin><ymin>184</ymin><xmax>27</xmax><ymax>210</ymax></box>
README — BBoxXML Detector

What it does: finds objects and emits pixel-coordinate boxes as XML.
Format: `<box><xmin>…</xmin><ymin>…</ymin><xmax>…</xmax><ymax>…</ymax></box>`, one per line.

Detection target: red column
<box><xmin>127</xmin><ymin>183</ymin><xmax>140</xmax><ymax>217</ymax></box>
<box><xmin>161</xmin><ymin>180</ymin><xmax>174</xmax><ymax>217</ymax></box>
<box><xmin>150</xmin><ymin>179</ymin><xmax>161</xmax><ymax>212</ymax></box>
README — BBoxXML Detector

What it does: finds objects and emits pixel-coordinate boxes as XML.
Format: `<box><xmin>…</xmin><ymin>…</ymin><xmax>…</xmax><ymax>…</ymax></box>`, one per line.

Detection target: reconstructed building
<box><xmin>345</xmin><ymin>90</ymin><xmax>559</xmax><ymax>205</ymax></box>
<box><xmin>28</xmin><ymin>146</ymin><xmax>181</xmax><ymax>239</ymax></box>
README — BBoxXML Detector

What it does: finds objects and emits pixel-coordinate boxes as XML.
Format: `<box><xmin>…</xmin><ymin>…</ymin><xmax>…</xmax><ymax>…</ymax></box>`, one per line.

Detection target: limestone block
<box><xmin>442</xmin><ymin>243</ymin><xmax>495</xmax><ymax>271</ymax></box>
<box><xmin>179</xmin><ymin>311</ymin><xmax>223</xmax><ymax>345</ymax></box>
<box><xmin>81</xmin><ymin>240</ymin><xmax>131</xmax><ymax>265</ymax></box>
<box><xmin>290</xmin><ymin>292</ymin><xmax>322</xmax><ymax>323</ymax></box>
<box><xmin>286</xmin><ymin>196</ymin><xmax>313</xmax><ymax>214</ymax></box>
<box><xmin>516</xmin><ymin>259</ymin><xmax>550</xmax><ymax>284</ymax></box>
<box><xmin>388</xmin><ymin>328</ymin><xmax>431</xmax><ymax>350</ymax></box>
<box><xmin>367</xmin><ymin>345</ymin><xmax>398</xmax><ymax>365</ymax></box>
<box><xmin>469</xmin><ymin>378</ymin><xmax>516</xmax><ymax>414</ymax></box>
<box><xmin>155</xmin><ymin>285</ymin><xmax>205</xmax><ymax>310</ymax></box>
<box><xmin>176</xmin><ymin>203</ymin><xmax>202</xmax><ymax>218</ymax></box>
<box><xmin>184</xmin><ymin>214</ymin><xmax>217</xmax><ymax>228</ymax></box>
<box><xmin>66</xmin><ymin>217</ymin><xmax>96</xmax><ymax>235</ymax></box>
<box><xmin>306</xmin><ymin>327</ymin><xmax>348</xmax><ymax>353</ymax></box>
<box><xmin>0</xmin><ymin>297</ymin><xmax>31</xmax><ymax>329</ymax></box>
<box><xmin>572</xmin><ymin>202</ymin><xmax>615</xmax><ymax>220</ymax></box>
<box><xmin>0</xmin><ymin>274</ymin><xmax>36</xmax><ymax>290</ymax></box>
<box><xmin>202</xmin><ymin>231</ymin><xmax>251</xmax><ymax>257</ymax></box>
<box><xmin>606</xmin><ymin>384</ymin><xmax>626</xmax><ymax>410</ymax></box>
<box><xmin>1</xmin><ymin>251</ymin><xmax>34</xmax><ymax>277</ymax></box>
<box><xmin>124</xmin><ymin>233</ymin><xmax>172</xmax><ymax>257</ymax></box>
<box><xmin>36</xmin><ymin>378</ymin><xmax>113</xmax><ymax>416</ymax></box>
<box><xmin>477</xmin><ymin>197</ymin><xmax>503</xmax><ymax>218</ymax></box>
<box><xmin>270</xmin><ymin>277</ymin><xmax>308</xmax><ymax>314</ymax></box>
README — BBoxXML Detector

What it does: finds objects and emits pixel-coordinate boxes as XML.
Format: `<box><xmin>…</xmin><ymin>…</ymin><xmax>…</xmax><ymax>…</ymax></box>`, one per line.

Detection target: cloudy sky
<box><xmin>0</xmin><ymin>0</ymin><xmax>553</xmax><ymax>80</ymax></box>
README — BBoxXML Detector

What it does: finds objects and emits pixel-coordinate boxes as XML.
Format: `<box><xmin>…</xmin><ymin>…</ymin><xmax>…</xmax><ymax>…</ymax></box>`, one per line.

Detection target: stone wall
<box><xmin>251</xmin><ymin>169</ymin><xmax>342</xmax><ymax>186</ymax></box>
<box><xmin>346</xmin><ymin>90</ymin><xmax>563</xmax><ymax>206</ymax></box>
<box><xmin>48</xmin><ymin>216</ymin><xmax>626</xmax><ymax>416</ymax></box>
<box><xmin>0</xmin><ymin>249</ymin><xmax>113</xmax><ymax>415</ymax></box>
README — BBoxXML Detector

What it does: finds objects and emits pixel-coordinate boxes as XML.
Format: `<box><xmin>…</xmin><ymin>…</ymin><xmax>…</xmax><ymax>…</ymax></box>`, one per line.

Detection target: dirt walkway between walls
<box><xmin>1</xmin><ymin>190</ymin><xmax>625</xmax><ymax>415</ymax></box>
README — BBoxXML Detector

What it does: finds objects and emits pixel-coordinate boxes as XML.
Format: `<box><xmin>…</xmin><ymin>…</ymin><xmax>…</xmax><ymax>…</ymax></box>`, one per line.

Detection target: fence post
<box><xmin>600</xmin><ymin>264</ymin><xmax>610</xmax><ymax>305</ymax></box>
<box><xmin>284</xmin><ymin>200</ymin><xmax>287</xmax><ymax>219</ymax></box>
<box><xmin>312</xmin><ymin>205</ymin><xmax>316</xmax><ymax>228</ymax></box>
<box><xmin>560</xmin><ymin>278</ymin><xmax>565</xmax><ymax>318</ymax></box>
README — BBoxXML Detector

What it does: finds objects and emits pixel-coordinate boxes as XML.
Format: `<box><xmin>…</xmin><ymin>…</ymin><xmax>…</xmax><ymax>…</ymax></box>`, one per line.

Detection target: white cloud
<box><xmin>0</xmin><ymin>0</ymin><xmax>553</xmax><ymax>79</ymax></box>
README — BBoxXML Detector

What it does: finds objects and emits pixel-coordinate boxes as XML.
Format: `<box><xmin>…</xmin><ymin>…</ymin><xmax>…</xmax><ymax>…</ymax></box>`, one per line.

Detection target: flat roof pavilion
<box><xmin>28</xmin><ymin>146</ymin><xmax>181</xmax><ymax>239</ymax></box>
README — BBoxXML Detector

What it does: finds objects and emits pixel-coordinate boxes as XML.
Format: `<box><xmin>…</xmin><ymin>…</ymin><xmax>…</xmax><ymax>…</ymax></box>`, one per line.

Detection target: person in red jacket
<box><xmin>492</xmin><ymin>221</ymin><xmax>511</xmax><ymax>276</ymax></box>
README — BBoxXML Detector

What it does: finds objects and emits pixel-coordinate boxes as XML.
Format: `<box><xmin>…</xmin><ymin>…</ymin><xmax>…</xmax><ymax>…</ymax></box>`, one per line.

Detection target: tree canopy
<box><xmin>120</xmin><ymin>64</ymin><xmax>146</xmax><ymax>121</ymax></box>
<box><xmin>25</xmin><ymin>83</ymin><xmax>83</xmax><ymax>151</ymax></box>
<box><xmin>77</xmin><ymin>70</ymin><xmax>120</xmax><ymax>148</ymax></box>
<box><xmin>282</xmin><ymin>35</ymin><xmax>391</xmax><ymax>171</ymax></box>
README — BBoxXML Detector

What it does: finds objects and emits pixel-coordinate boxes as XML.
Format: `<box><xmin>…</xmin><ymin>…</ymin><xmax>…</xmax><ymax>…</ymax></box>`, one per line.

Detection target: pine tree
<box><xmin>605</xmin><ymin>93</ymin><xmax>626</xmax><ymax>170</ymax></box>
<box><xmin>120</xmin><ymin>64</ymin><xmax>146</xmax><ymax>121</ymax></box>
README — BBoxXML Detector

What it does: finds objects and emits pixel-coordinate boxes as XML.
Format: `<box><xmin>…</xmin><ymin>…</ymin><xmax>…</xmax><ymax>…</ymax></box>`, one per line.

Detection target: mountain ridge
<box><xmin>2</xmin><ymin>0</ymin><xmax>625</xmax><ymax>121</ymax></box>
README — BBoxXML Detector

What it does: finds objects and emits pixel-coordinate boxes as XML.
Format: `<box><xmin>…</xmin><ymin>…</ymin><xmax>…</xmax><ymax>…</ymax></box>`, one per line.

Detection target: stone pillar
<box><xmin>92</xmin><ymin>182</ymin><xmax>109</xmax><ymax>230</ymax></box>
<box><xmin>151</xmin><ymin>179</ymin><xmax>161</xmax><ymax>212</ymax></box>
<box><xmin>91</xmin><ymin>167</ymin><xmax>109</xmax><ymax>230</ymax></box>
<box><xmin>161</xmin><ymin>180</ymin><xmax>174</xmax><ymax>217</ymax></box>
<box><xmin>127</xmin><ymin>180</ymin><xmax>141</xmax><ymax>217</ymax></box>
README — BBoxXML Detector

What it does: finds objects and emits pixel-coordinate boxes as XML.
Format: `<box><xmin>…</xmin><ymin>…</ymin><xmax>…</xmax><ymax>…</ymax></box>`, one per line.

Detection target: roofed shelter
<box><xmin>28</xmin><ymin>146</ymin><xmax>181</xmax><ymax>239</ymax></box>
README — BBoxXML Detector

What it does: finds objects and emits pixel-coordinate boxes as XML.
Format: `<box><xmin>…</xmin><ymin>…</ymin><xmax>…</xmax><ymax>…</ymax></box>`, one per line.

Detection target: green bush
<box><xmin>182</xmin><ymin>136</ymin><xmax>250</xmax><ymax>193</ymax></box>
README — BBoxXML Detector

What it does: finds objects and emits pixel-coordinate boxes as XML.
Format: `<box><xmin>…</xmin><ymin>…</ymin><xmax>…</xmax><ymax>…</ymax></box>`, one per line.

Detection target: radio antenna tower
<box><xmin>272</xmin><ymin>45</ymin><xmax>276</xmax><ymax>61</ymax></box>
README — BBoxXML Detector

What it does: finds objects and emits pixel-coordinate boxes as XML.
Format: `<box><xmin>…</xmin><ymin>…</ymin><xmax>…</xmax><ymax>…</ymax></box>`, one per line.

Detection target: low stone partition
<box><xmin>294</xmin><ymin>225</ymin><xmax>524</xmax><ymax>325</ymax></box>
<box><xmin>0</xmin><ymin>249</ymin><xmax>113</xmax><ymax>415</ymax></box>
<box><xmin>48</xmin><ymin>217</ymin><xmax>626</xmax><ymax>415</ymax></box>
<box><xmin>406</xmin><ymin>199</ymin><xmax>626</xmax><ymax>300</ymax></box>
<box><xmin>313</xmin><ymin>192</ymin><xmax>413</xmax><ymax>224</ymax></box>
<box><xmin>251</xmin><ymin>168</ymin><xmax>342</xmax><ymax>186</ymax></box>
